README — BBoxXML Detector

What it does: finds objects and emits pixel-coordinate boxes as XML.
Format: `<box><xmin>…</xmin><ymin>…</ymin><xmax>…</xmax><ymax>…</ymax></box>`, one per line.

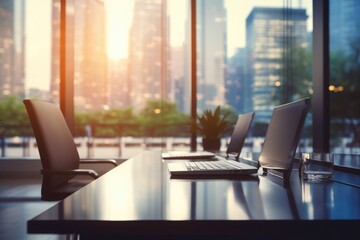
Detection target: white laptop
<box><xmin>168</xmin><ymin>98</ymin><xmax>310</xmax><ymax>177</ymax></box>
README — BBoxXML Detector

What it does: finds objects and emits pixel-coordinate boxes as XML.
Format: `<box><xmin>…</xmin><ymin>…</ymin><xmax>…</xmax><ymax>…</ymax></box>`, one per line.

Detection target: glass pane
<box><xmin>197</xmin><ymin>0</ymin><xmax>313</xmax><ymax>152</ymax></box>
<box><xmin>73</xmin><ymin>0</ymin><xmax>190</xmax><ymax>158</ymax></box>
<box><xmin>330</xmin><ymin>0</ymin><xmax>360</xmax><ymax>154</ymax></box>
<box><xmin>0</xmin><ymin>0</ymin><xmax>57</xmax><ymax>158</ymax></box>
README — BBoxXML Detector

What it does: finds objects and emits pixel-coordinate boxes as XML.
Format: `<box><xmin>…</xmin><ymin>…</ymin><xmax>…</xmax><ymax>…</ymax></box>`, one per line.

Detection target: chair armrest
<box><xmin>41</xmin><ymin>169</ymin><xmax>99</xmax><ymax>179</ymax></box>
<box><xmin>80</xmin><ymin>159</ymin><xmax>118</xmax><ymax>167</ymax></box>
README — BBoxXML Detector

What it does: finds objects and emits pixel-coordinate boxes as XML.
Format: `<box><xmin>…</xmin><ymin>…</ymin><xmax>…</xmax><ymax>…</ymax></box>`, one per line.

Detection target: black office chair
<box><xmin>24</xmin><ymin>99</ymin><xmax>118</xmax><ymax>201</ymax></box>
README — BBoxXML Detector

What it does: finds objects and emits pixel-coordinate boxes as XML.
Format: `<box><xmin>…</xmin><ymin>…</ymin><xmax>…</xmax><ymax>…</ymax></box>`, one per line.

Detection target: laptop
<box><xmin>167</xmin><ymin>111</ymin><xmax>257</xmax><ymax>175</ymax></box>
<box><xmin>168</xmin><ymin>98</ymin><xmax>310</xmax><ymax>176</ymax></box>
<box><xmin>162</xmin><ymin>112</ymin><xmax>255</xmax><ymax>160</ymax></box>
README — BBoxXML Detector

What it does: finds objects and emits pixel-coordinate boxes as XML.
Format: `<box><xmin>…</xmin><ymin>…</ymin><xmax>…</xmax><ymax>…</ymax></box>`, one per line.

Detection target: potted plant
<box><xmin>196</xmin><ymin>106</ymin><xmax>231</xmax><ymax>151</ymax></box>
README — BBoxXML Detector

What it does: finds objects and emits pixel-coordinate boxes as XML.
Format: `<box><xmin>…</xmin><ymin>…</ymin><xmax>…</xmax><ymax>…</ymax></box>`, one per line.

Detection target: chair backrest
<box><xmin>23</xmin><ymin>99</ymin><xmax>80</xmax><ymax>178</ymax></box>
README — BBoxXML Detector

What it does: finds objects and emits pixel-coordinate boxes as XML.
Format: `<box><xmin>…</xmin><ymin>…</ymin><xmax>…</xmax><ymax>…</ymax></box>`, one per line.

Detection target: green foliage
<box><xmin>74</xmin><ymin>107</ymin><xmax>137</xmax><ymax>137</ymax></box>
<box><xmin>1</xmin><ymin>97</ymin><xmax>190</xmax><ymax>138</ymax></box>
<box><xmin>196</xmin><ymin>106</ymin><xmax>232</xmax><ymax>140</ymax></box>
<box><xmin>138</xmin><ymin>100</ymin><xmax>189</xmax><ymax>137</ymax></box>
<box><xmin>329</xmin><ymin>39</ymin><xmax>360</xmax><ymax>147</ymax></box>
<box><xmin>0</xmin><ymin>96</ymin><xmax>30</xmax><ymax>136</ymax></box>
<box><xmin>273</xmin><ymin>45</ymin><xmax>313</xmax><ymax>104</ymax></box>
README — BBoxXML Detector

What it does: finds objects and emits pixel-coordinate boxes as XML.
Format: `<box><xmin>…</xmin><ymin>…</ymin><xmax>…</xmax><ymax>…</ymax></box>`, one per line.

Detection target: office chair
<box><xmin>23</xmin><ymin>99</ymin><xmax>118</xmax><ymax>201</ymax></box>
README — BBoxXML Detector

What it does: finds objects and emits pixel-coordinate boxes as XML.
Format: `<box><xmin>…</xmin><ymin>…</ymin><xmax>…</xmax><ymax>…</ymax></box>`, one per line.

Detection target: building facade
<box><xmin>246</xmin><ymin>7</ymin><xmax>308</xmax><ymax>121</ymax></box>
<box><xmin>225</xmin><ymin>47</ymin><xmax>247</xmax><ymax>114</ymax></box>
<box><xmin>196</xmin><ymin>0</ymin><xmax>227</xmax><ymax>111</ymax></box>
<box><xmin>0</xmin><ymin>0</ymin><xmax>25</xmax><ymax>100</ymax></box>
<box><xmin>127</xmin><ymin>0</ymin><xmax>169</xmax><ymax>111</ymax></box>
<box><xmin>330</xmin><ymin>0</ymin><xmax>360</xmax><ymax>56</ymax></box>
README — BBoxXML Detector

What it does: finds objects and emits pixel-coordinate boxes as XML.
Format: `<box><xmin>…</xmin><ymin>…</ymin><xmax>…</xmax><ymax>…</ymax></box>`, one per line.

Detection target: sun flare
<box><xmin>105</xmin><ymin>0</ymin><xmax>134</xmax><ymax>60</ymax></box>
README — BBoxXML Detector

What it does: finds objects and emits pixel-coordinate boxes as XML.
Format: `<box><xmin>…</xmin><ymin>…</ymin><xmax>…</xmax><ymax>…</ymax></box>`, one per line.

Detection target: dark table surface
<box><xmin>28</xmin><ymin>151</ymin><xmax>360</xmax><ymax>239</ymax></box>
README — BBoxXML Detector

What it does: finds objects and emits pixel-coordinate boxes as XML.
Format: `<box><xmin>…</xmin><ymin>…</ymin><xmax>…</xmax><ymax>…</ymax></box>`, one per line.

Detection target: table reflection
<box><xmin>228</xmin><ymin>181</ymin><xmax>264</xmax><ymax>219</ymax></box>
<box><xmin>33</xmin><ymin>151</ymin><xmax>360</xmax><ymax>226</ymax></box>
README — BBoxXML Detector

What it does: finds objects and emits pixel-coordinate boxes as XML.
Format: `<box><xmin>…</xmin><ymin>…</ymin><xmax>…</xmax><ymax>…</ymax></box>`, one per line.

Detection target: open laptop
<box><xmin>167</xmin><ymin>111</ymin><xmax>257</xmax><ymax>175</ymax></box>
<box><xmin>168</xmin><ymin>98</ymin><xmax>310</xmax><ymax>177</ymax></box>
<box><xmin>162</xmin><ymin>111</ymin><xmax>255</xmax><ymax>161</ymax></box>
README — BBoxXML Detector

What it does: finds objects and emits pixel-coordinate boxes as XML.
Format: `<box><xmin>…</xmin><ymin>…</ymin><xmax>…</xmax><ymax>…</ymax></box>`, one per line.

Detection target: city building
<box><xmin>171</xmin><ymin>46</ymin><xmax>186</xmax><ymax>112</ymax></box>
<box><xmin>127</xmin><ymin>0</ymin><xmax>170</xmax><ymax>112</ymax></box>
<box><xmin>330</xmin><ymin>0</ymin><xmax>360</xmax><ymax>56</ymax></box>
<box><xmin>108</xmin><ymin>58</ymin><xmax>129</xmax><ymax>108</ymax></box>
<box><xmin>246</xmin><ymin>7</ymin><xmax>308</xmax><ymax>121</ymax></box>
<box><xmin>225</xmin><ymin>47</ymin><xmax>247</xmax><ymax>113</ymax></box>
<box><xmin>50</xmin><ymin>0</ymin><xmax>60</xmax><ymax>104</ymax></box>
<box><xmin>0</xmin><ymin>0</ymin><xmax>25</xmax><ymax>100</ymax></box>
<box><xmin>74</xmin><ymin>0</ymin><xmax>108</xmax><ymax>111</ymax></box>
<box><xmin>196</xmin><ymin>0</ymin><xmax>227</xmax><ymax>111</ymax></box>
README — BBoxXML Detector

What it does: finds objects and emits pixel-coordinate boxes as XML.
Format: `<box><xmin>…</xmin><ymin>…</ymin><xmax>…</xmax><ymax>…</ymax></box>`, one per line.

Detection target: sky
<box><xmin>25</xmin><ymin>0</ymin><xmax>312</xmax><ymax>91</ymax></box>
<box><xmin>104</xmin><ymin>0</ymin><xmax>312</xmax><ymax>58</ymax></box>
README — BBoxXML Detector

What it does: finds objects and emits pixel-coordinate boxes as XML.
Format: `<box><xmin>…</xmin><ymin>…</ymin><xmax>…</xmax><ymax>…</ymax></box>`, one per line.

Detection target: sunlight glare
<box><xmin>105</xmin><ymin>0</ymin><xmax>134</xmax><ymax>59</ymax></box>
<box><xmin>168</xmin><ymin>0</ymin><xmax>186</xmax><ymax>47</ymax></box>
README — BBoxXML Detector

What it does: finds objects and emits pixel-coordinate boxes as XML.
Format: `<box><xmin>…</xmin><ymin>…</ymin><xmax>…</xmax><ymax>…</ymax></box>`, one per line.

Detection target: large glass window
<box><xmin>73</xmin><ymin>0</ymin><xmax>314</xmax><ymax>158</ymax></box>
<box><xmin>330</xmin><ymin>0</ymin><xmax>360</xmax><ymax>154</ymax></box>
<box><xmin>72</xmin><ymin>0</ymin><xmax>190</xmax><ymax>159</ymax></box>
<box><xmin>198</xmin><ymin>0</ymin><xmax>313</xmax><ymax>153</ymax></box>
<box><xmin>1</xmin><ymin>0</ymin><xmax>316</xmax><ymax>159</ymax></box>
<box><xmin>0</xmin><ymin>0</ymin><xmax>57</xmax><ymax>158</ymax></box>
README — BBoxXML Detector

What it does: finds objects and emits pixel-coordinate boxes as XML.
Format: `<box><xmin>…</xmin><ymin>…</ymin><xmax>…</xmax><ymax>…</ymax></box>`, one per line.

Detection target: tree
<box><xmin>138</xmin><ymin>100</ymin><xmax>189</xmax><ymax>137</ymax></box>
<box><xmin>273</xmin><ymin>45</ymin><xmax>313</xmax><ymax>105</ymax></box>
<box><xmin>74</xmin><ymin>107</ymin><xmax>137</xmax><ymax>137</ymax></box>
<box><xmin>0</xmin><ymin>96</ymin><xmax>30</xmax><ymax>136</ymax></box>
<box><xmin>330</xmin><ymin>37</ymin><xmax>360</xmax><ymax>149</ymax></box>
<box><xmin>271</xmin><ymin>45</ymin><xmax>313</xmax><ymax>141</ymax></box>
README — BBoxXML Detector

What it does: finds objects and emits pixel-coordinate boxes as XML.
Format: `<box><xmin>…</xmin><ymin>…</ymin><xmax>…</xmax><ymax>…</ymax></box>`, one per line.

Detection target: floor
<box><xmin>0</xmin><ymin>178</ymin><xmax>67</xmax><ymax>240</ymax></box>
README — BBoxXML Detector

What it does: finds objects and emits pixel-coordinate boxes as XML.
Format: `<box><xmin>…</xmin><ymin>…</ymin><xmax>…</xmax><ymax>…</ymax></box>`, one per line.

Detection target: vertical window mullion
<box><xmin>312</xmin><ymin>0</ymin><xmax>330</xmax><ymax>152</ymax></box>
<box><xmin>190</xmin><ymin>0</ymin><xmax>197</xmax><ymax>151</ymax></box>
<box><xmin>60</xmin><ymin>0</ymin><xmax>75</xmax><ymax>134</ymax></box>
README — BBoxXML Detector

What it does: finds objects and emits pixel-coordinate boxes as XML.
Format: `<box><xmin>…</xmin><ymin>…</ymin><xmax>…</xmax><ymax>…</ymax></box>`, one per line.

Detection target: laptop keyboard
<box><xmin>184</xmin><ymin>161</ymin><xmax>242</xmax><ymax>171</ymax></box>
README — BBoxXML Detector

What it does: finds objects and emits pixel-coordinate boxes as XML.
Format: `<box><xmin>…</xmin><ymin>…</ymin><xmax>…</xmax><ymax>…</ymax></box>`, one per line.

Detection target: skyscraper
<box><xmin>108</xmin><ymin>58</ymin><xmax>128</xmax><ymax>108</ymax></box>
<box><xmin>196</xmin><ymin>0</ymin><xmax>227</xmax><ymax>111</ymax></box>
<box><xmin>225</xmin><ymin>48</ymin><xmax>247</xmax><ymax>113</ymax></box>
<box><xmin>171</xmin><ymin>46</ymin><xmax>186</xmax><ymax>112</ymax></box>
<box><xmin>50</xmin><ymin>0</ymin><xmax>108</xmax><ymax>111</ymax></box>
<box><xmin>330</xmin><ymin>0</ymin><xmax>360</xmax><ymax>56</ymax></box>
<box><xmin>127</xmin><ymin>0</ymin><xmax>169</xmax><ymax>111</ymax></box>
<box><xmin>246</xmin><ymin>7</ymin><xmax>308</xmax><ymax>121</ymax></box>
<box><xmin>74</xmin><ymin>0</ymin><xmax>108</xmax><ymax>111</ymax></box>
<box><xmin>50</xmin><ymin>0</ymin><xmax>60</xmax><ymax>104</ymax></box>
<box><xmin>0</xmin><ymin>0</ymin><xmax>25</xmax><ymax>100</ymax></box>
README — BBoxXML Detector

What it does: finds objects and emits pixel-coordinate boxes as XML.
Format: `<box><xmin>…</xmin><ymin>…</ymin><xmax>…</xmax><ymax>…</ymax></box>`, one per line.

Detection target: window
<box><xmin>329</xmin><ymin>0</ymin><xmax>360</xmax><ymax>154</ymax></box>
<box><xmin>202</xmin><ymin>0</ymin><xmax>313</xmax><ymax>152</ymax></box>
<box><xmin>72</xmin><ymin>0</ymin><xmax>190</xmax><ymax>158</ymax></box>
<box><xmin>0</xmin><ymin>0</ymin><xmax>57</xmax><ymax>158</ymax></box>
<box><xmin>5</xmin><ymin>0</ymin><xmax>353</xmax><ymax>160</ymax></box>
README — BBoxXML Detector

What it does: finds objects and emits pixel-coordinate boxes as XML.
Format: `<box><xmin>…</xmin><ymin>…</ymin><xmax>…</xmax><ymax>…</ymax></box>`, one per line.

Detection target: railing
<box><xmin>0</xmin><ymin>123</ymin><xmax>193</xmax><ymax>158</ymax></box>
<box><xmin>2</xmin><ymin>124</ymin><xmax>358</xmax><ymax>159</ymax></box>
<box><xmin>0</xmin><ymin>124</ymin><xmax>32</xmax><ymax>158</ymax></box>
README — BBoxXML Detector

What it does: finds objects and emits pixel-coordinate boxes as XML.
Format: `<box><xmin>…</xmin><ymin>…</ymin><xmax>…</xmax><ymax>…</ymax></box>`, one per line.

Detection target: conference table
<box><xmin>28</xmin><ymin>151</ymin><xmax>360</xmax><ymax>239</ymax></box>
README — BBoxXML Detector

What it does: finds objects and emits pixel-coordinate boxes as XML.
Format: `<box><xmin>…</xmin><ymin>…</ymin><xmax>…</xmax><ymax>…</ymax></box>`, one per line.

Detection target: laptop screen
<box><xmin>259</xmin><ymin>98</ymin><xmax>310</xmax><ymax>171</ymax></box>
<box><xmin>226</xmin><ymin>112</ymin><xmax>255</xmax><ymax>158</ymax></box>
